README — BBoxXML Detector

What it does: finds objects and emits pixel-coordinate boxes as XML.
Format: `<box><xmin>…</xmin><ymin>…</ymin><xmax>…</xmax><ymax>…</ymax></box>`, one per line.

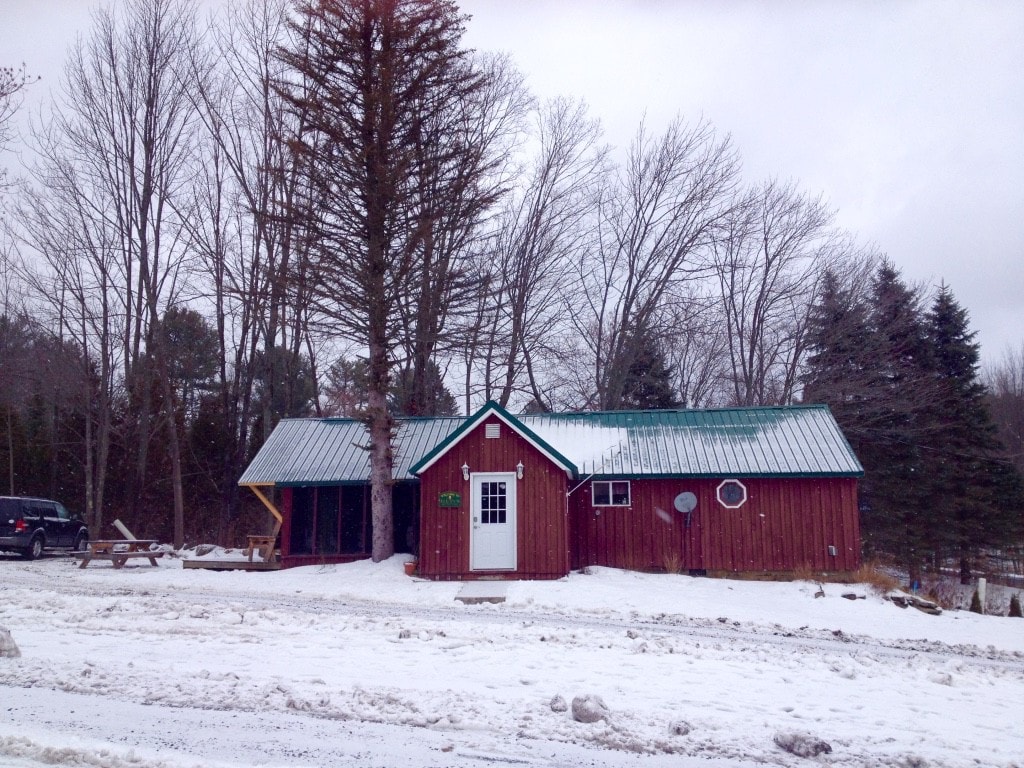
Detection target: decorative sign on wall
<box><xmin>439</xmin><ymin>491</ymin><xmax>462</xmax><ymax>508</ymax></box>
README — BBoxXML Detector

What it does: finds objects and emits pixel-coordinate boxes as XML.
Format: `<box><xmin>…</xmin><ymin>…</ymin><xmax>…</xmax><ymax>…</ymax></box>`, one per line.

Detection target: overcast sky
<box><xmin>3</xmin><ymin>0</ymin><xmax>1023</xmax><ymax>365</ymax></box>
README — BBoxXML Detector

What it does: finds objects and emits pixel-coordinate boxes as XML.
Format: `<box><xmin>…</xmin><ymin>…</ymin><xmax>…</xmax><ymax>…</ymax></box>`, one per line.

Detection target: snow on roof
<box><xmin>520</xmin><ymin>418</ymin><xmax>626</xmax><ymax>474</ymax></box>
<box><xmin>240</xmin><ymin>405</ymin><xmax>863</xmax><ymax>486</ymax></box>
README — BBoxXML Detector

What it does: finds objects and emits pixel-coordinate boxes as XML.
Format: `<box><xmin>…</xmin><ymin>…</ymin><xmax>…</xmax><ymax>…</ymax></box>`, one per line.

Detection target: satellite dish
<box><xmin>673</xmin><ymin>492</ymin><xmax>697</xmax><ymax>513</ymax></box>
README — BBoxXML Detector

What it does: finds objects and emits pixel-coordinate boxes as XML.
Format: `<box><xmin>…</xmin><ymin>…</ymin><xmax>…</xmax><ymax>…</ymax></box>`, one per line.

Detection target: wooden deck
<box><xmin>182</xmin><ymin>559</ymin><xmax>281</xmax><ymax>572</ymax></box>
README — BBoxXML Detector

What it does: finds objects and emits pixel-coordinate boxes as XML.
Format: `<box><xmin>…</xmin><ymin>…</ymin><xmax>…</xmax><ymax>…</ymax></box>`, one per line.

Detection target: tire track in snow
<box><xmin>5</xmin><ymin>559</ymin><xmax>1022</xmax><ymax>673</ymax></box>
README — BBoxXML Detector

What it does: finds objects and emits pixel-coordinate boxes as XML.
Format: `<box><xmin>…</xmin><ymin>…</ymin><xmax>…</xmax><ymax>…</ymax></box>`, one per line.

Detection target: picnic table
<box><xmin>75</xmin><ymin>539</ymin><xmax>163</xmax><ymax>569</ymax></box>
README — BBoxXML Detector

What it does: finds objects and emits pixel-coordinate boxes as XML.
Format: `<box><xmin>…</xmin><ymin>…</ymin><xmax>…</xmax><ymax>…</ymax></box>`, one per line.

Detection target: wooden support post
<box><xmin>243</xmin><ymin>484</ymin><xmax>283</xmax><ymax>563</ymax></box>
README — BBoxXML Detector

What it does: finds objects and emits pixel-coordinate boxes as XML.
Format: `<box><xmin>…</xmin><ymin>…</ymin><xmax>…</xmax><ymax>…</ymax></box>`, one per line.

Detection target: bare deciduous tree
<box><xmin>394</xmin><ymin>51</ymin><xmax>529</xmax><ymax>415</ymax></box>
<box><xmin>468</xmin><ymin>96</ymin><xmax>606</xmax><ymax>411</ymax></box>
<box><xmin>573</xmin><ymin>117</ymin><xmax>739</xmax><ymax>410</ymax></box>
<box><xmin>187</xmin><ymin>0</ymin><xmax>320</xmax><ymax>539</ymax></box>
<box><xmin>712</xmin><ymin>179</ymin><xmax>836</xmax><ymax>406</ymax></box>
<box><xmin>988</xmin><ymin>344</ymin><xmax>1024</xmax><ymax>478</ymax></box>
<box><xmin>660</xmin><ymin>289</ymin><xmax>730</xmax><ymax>408</ymax></box>
<box><xmin>1</xmin><ymin>63</ymin><xmax>36</xmax><ymax>192</ymax></box>
<box><xmin>20</xmin><ymin>0</ymin><xmax>201</xmax><ymax>546</ymax></box>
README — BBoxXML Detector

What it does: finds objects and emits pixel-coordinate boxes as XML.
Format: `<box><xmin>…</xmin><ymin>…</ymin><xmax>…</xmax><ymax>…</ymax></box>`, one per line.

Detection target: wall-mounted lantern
<box><xmin>516</xmin><ymin>461</ymin><xmax>524</xmax><ymax>479</ymax></box>
<box><xmin>462</xmin><ymin>463</ymin><xmax>470</xmax><ymax>481</ymax></box>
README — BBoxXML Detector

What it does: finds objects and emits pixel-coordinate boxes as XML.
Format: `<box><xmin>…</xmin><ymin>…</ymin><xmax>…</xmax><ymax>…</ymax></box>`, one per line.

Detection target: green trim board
<box><xmin>275</xmin><ymin>479</ymin><xmax>421</xmax><ymax>488</ymax></box>
<box><xmin>585</xmin><ymin>470</ymin><xmax>863</xmax><ymax>480</ymax></box>
<box><xmin>408</xmin><ymin>400</ymin><xmax>578</xmax><ymax>477</ymax></box>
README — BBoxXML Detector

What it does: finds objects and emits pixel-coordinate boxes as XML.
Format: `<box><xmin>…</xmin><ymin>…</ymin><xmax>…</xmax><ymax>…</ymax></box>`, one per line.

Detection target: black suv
<box><xmin>0</xmin><ymin>496</ymin><xmax>90</xmax><ymax>560</ymax></box>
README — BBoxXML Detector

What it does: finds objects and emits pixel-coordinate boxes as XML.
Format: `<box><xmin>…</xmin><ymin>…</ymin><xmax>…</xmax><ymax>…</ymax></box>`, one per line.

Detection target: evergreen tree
<box><xmin>803</xmin><ymin>262</ymin><xmax>936</xmax><ymax>580</ymax></box>
<box><xmin>802</xmin><ymin>270</ymin><xmax>874</xmax><ymax>431</ymax></box>
<box><xmin>323</xmin><ymin>356</ymin><xmax>458</xmax><ymax>417</ymax></box>
<box><xmin>619</xmin><ymin>325</ymin><xmax>681</xmax><ymax>410</ymax></box>
<box><xmin>277</xmin><ymin>0</ymin><xmax>502</xmax><ymax>562</ymax></box>
<box><xmin>924</xmin><ymin>284</ymin><xmax>1023</xmax><ymax>582</ymax></box>
<box><xmin>159</xmin><ymin>307</ymin><xmax>220</xmax><ymax>420</ymax></box>
<box><xmin>252</xmin><ymin>347</ymin><xmax>317</xmax><ymax>421</ymax></box>
<box><xmin>969</xmin><ymin>589</ymin><xmax>982</xmax><ymax>614</ymax></box>
<box><xmin>804</xmin><ymin>266</ymin><xmax>1024</xmax><ymax>582</ymax></box>
<box><xmin>390</xmin><ymin>360</ymin><xmax>458</xmax><ymax>416</ymax></box>
<box><xmin>322</xmin><ymin>358</ymin><xmax>371</xmax><ymax>417</ymax></box>
<box><xmin>858</xmin><ymin>262</ymin><xmax>936</xmax><ymax>581</ymax></box>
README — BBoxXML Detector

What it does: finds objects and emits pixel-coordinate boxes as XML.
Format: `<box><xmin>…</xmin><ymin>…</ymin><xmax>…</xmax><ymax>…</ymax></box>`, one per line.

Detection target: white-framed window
<box><xmin>716</xmin><ymin>478</ymin><xmax>748</xmax><ymax>509</ymax></box>
<box><xmin>592</xmin><ymin>480</ymin><xmax>630</xmax><ymax>507</ymax></box>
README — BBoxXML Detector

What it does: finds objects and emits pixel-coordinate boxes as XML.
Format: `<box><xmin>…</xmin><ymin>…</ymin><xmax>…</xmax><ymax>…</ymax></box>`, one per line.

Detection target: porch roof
<box><xmin>238</xmin><ymin>416</ymin><xmax>462</xmax><ymax>487</ymax></box>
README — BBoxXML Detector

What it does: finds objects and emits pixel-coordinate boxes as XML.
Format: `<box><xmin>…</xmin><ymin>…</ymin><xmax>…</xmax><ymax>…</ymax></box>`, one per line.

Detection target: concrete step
<box><xmin>455</xmin><ymin>581</ymin><xmax>509</xmax><ymax>604</ymax></box>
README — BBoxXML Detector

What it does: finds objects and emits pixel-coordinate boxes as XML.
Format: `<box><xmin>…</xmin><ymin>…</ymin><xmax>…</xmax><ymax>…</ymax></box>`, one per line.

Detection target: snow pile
<box><xmin>773</xmin><ymin>731</ymin><xmax>832</xmax><ymax>758</ymax></box>
<box><xmin>571</xmin><ymin>693</ymin><xmax>611</xmax><ymax>723</ymax></box>
<box><xmin>0</xmin><ymin>626</ymin><xmax>19</xmax><ymax>658</ymax></box>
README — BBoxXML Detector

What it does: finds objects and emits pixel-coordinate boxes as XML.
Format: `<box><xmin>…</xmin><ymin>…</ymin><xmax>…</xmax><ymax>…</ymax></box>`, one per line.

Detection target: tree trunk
<box><xmin>959</xmin><ymin>554</ymin><xmax>972</xmax><ymax>585</ymax></box>
<box><xmin>366</xmin><ymin>336</ymin><xmax>394</xmax><ymax>562</ymax></box>
<box><xmin>5</xmin><ymin>404</ymin><xmax>13</xmax><ymax>495</ymax></box>
<box><xmin>162</xmin><ymin>380</ymin><xmax>186</xmax><ymax>550</ymax></box>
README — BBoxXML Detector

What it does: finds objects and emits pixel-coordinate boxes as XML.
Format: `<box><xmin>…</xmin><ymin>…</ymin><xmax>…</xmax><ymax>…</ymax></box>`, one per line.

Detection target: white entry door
<box><xmin>470</xmin><ymin>473</ymin><xmax>517</xmax><ymax>571</ymax></box>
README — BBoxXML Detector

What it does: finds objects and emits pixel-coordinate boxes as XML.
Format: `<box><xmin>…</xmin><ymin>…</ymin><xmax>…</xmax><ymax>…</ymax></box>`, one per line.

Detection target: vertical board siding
<box><xmin>418</xmin><ymin>417</ymin><xmax>570</xmax><ymax>580</ymax></box>
<box><xmin>571</xmin><ymin>477</ymin><xmax>860</xmax><ymax>574</ymax></box>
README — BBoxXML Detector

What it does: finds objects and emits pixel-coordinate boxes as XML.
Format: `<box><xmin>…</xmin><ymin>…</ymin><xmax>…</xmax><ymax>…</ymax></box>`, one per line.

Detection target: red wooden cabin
<box><xmin>240</xmin><ymin>401</ymin><xmax>863</xmax><ymax>579</ymax></box>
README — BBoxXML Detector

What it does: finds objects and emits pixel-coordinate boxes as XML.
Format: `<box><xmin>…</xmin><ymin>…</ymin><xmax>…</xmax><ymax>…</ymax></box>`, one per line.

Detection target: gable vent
<box><xmin>485</xmin><ymin>423</ymin><xmax>501</xmax><ymax>439</ymax></box>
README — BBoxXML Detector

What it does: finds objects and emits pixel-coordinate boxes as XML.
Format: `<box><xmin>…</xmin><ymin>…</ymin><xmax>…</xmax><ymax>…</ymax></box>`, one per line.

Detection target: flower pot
<box><xmin>403</xmin><ymin>560</ymin><xmax>417</xmax><ymax>576</ymax></box>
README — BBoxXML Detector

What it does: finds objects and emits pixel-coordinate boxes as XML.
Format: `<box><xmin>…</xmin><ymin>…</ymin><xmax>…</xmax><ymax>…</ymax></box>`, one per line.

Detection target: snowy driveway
<box><xmin>1</xmin><ymin>555</ymin><xmax>1022</xmax><ymax>767</ymax></box>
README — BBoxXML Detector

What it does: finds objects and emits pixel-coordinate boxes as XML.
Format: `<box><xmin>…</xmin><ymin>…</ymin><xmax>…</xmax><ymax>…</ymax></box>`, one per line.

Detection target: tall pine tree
<box><xmin>802</xmin><ymin>270</ymin><xmax>874</xmax><ymax>434</ymax></box>
<box><xmin>803</xmin><ymin>262</ymin><xmax>935</xmax><ymax>580</ymax></box>
<box><xmin>924</xmin><ymin>285</ymin><xmax>1023</xmax><ymax>582</ymax></box>
<box><xmin>805</xmin><ymin>265</ymin><xmax>1024</xmax><ymax>582</ymax></box>
<box><xmin>864</xmin><ymin>263</ymin><xmax>936</xmax><ymax>581</ymax></box>
<box><xmin>277</xmin><ymin>0</ymin><xmax>498</xmax><ymax>561</ymax></box>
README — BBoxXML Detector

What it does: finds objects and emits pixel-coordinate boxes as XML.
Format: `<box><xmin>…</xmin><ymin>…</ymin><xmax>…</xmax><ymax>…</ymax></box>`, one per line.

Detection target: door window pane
<box><xmin>480</xmin><ymin>481</ymin><xmax>507</xmax><ymax>524</ymax></box>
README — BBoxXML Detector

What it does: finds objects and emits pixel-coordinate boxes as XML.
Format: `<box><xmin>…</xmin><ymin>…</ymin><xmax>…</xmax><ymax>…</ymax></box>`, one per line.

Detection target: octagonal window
<box><xmin>716</xmin><ymin>479</ymin><xmax>747</xmax><ymax>509</ymax></box>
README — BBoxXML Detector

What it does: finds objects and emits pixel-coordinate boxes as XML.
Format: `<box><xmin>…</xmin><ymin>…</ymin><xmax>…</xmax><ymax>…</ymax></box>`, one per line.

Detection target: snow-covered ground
<box><xmin>1</xmin><ymin>552</ymin><xmax>1021</xmax><ymax>768</ymax></box>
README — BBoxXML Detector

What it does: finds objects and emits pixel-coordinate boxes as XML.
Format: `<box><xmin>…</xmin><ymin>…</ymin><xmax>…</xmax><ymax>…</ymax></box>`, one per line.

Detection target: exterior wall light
<box><xmin>461</xmin><ymin>463</ymin><xmax>470</xmax><ymax>481</ymax></box>
<box><xmin>516</xmin><ymin>461</ymin><xmax>524</xmax><ymax>479</ymax></box>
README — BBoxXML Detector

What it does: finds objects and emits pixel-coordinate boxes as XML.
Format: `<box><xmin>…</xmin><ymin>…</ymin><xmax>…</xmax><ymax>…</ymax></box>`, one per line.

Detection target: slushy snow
<box><xmin>1</xmin><ymin>552</ymin><xmax>1022</xmax><ymax>767</ymax></box>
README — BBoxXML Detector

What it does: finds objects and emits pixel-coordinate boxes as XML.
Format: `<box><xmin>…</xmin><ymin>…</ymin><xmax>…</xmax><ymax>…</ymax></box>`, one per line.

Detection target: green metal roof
<box><xmin>239</xmin><ymin>404</ymin><xmax>862</xmax><ymax>486</ymax></box>
<box><xmin>524</xmin><ymin>406</ymin><xmax>863</xmax><ymax>477</ymax></box>
<box><xmin>238</xmin><ymin>417</ymin><xmax>462</xmax><ymax>486</ymax></box>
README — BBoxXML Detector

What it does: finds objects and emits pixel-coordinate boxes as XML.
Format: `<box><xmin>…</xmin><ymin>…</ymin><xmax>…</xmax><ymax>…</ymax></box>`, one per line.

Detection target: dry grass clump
<box><xmin>790</xmin><ymin>563</ymin><xmax>825</xmax><ymax>583</ymax></box>
<box><xmin>662</xmin><ymin>551</ymin><xmax>684</xmax><ymax>574</ymax></box>
<box><xmin>852</xmin><ymin>562</ymin><xmax>901</xmax><ymax>594</ymax></box>
<box><xmin>922</xmin><ymin>577</ymin><xmax>963</xmax><ymax>610</ymax></box>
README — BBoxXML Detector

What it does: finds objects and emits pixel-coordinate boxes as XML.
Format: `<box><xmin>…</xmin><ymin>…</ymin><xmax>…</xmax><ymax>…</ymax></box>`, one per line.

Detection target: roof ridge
<box><xmin>522</xmin><ymin>404</ymin><xmax>828</xmax><ymax>417</ymax></box>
